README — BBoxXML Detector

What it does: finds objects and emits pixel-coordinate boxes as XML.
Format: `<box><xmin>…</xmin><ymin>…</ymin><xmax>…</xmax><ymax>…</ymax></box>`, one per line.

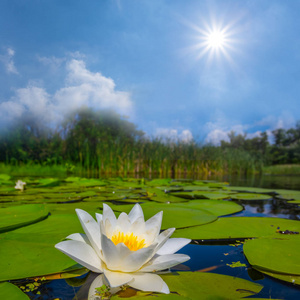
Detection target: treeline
<box><xmin>220</xmin><ymin>125</ymin><xmax>300</xmax><ymax>165</ymax></box>
<box><xmin>0</xmin><ymin>108</ymin><xmax>299</xmax><ymax>176</ymax></box>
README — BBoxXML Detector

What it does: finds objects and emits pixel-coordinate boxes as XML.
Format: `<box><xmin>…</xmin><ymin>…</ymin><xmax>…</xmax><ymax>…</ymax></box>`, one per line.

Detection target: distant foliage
<box><xmin>0</xmin><ymin>108</ymin><xmax>299</xmax><ymax>175</ymax></box>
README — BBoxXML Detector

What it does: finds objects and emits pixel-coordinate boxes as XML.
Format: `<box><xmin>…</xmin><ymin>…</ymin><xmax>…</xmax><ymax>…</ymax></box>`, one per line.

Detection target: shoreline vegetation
<box><xmin>1</xmin><ymin>108</ymin><xmax>300</xmax><ymax>177</ymax></box>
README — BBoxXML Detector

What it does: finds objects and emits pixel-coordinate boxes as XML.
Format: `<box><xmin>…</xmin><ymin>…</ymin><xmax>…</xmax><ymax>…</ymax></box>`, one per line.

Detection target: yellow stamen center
<box><xmin>111</xmin><ymin>232</ymin><xmax>146</xmax><ymax>251</ymax></box>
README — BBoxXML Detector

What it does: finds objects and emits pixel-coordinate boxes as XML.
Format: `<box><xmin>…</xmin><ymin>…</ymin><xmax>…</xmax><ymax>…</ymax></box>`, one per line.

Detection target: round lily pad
<box><xmin>108</xmin><ymin>202</ymin><xmax>218</xmax><ymax>229</ymax></box>
<box><xmin>170</xmin><ymin>191</ymin><xmax>230</xmax><ymax>200</ymax></box>
<box><xmin>172</xmin><ymin>217</ymin><xmax>300</xmax><ymax>240</ymax></box>
<box><xmin>0</xmin><ymin>214</ymin><xmax>83</xmax><ymax>281</ymax></box>
<box><xmin>0</xmin><ymin>204</ymin><xmax>49</xmax><ymax>233</ymax></box>
<box><xmin>175</xmin><ymin>200</ymin><xmax>243</xmax><ymax>216</ymax></box>
<box><xmin>111</xmin><ymin>272</ymin><xmax>263</xmax><ymax>299</ymax></box>
<box><xmin>0</xmin><ymin>282</ymin><xmax>30</xmax><ymax>300</ymax></box>
<box><xmin>230</xmin><ymin>193</ymin><xmax>272</xmax><ymax>200</ymax></box>
<box><xmin>257</xmin><ymin>268</ymin><xmax>300</xmax><ymax>285</ymax></box>
<box><xmin>243</xmin><ymin>236</ymin><xmax>300</xmax><ymax>275</ymax></box>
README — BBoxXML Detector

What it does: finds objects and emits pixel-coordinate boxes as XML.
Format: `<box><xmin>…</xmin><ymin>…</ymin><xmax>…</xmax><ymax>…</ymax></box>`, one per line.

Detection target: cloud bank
<box><xmin>155</xmin><ymin>128</ymin><xmax>193</xmax><ymax>143</ymax></box>
<box><xmin>0</xmin><ymin>57</ymin><xmax>132</xmax><ymax>127</ymax></box>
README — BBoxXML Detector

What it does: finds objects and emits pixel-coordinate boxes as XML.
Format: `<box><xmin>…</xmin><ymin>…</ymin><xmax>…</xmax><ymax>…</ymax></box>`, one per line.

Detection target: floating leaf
<box><xmin>173</xmin><ymin>217</ymin><xmax>300</xmax><ymax>240</ymax></box>
<box><xmin>170</xmin><ymin>191</ymin><xmax>230</xmax><ymax>200</ymax></box>
<box><xmin>174</xmin><ymin>200</ymin><xmax>243</xmax><ymax>216</ymax></box>
<box><xmin>0</xmin><ymin>214</ymin><xmax>83</xmax><ymax>281</ymax></box>
<box><xmin>243</xmin><ymin>236</ymin><xmax>300</xmax><ymax>275</ymax></box>
<box><xmin>111</xmin><ymin>272</ymin><xmax>263</xmax><ymax>299</ymax></box>
<box><xmin>108</xmin><ymin>202</ymin><xmax>218</xmax><ymax>229</ymax></box>
<box><xmin>257</xmin><ymin>268</ymin><xmax>300</xmax><ymax>285</ymax></box>
<box><xmin>230</xmin><ymin>193</ymin><xmax>272</xmax><ymax>201</ymax></box>
<box><xmin>0</xmin><ymin>204</ymin><xmax>49</xmax><ymax>233</ymax></box>
<box><xmin>0</xmin><ymin>282</ymin><xmax>30</xmax><ymax>300</ymax></box>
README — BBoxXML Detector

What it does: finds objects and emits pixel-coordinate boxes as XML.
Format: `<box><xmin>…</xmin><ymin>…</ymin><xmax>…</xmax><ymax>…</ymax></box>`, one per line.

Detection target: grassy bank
<box><xmin>263</xmin><ymin>164</ymin><xmax>300</xmax><ymax>176</ymax></box>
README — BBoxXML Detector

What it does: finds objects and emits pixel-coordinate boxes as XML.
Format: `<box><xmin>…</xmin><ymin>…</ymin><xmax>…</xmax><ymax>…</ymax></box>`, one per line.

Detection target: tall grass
<box><xmin>0</xmin><ymin>140</ymin><xmax>264</xmax><ymax>178</ymax></box>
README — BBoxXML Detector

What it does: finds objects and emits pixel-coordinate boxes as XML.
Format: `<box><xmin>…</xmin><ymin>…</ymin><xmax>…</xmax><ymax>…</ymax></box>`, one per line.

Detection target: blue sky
<box><xmin>0</xmin><ymin>0</ymin><xmax>299</xmax><ymax>144</ymax></box>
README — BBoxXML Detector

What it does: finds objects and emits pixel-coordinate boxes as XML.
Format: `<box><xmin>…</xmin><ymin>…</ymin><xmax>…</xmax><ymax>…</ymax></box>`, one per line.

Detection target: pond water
<box><xmin>0</xmin><ymin>175</ymin><xmax>299</xmax><ymax>299</ymax></box>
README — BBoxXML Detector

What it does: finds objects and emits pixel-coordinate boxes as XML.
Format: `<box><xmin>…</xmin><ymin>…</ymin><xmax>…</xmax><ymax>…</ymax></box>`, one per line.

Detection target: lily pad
<box><xmin>108</xmin><ymin>203</ymin><xmax>218</xmax><ymax>229</ymax></box>
<box><xmin>170</xmin><ymin>191</ymin><xmax>230</xmax><ymax>200</ymax></box>
<box><xmin>230</xmin><ymin>193</ymin><xmax>272</xmax><ymax>201</ymax></box>
<box><xmin>0</xmin><ymin>204</ymin><xmax>49</xmax><ymax>233</ymax></box>
<box><xmin>257</xmin><ymin>268</ymin><xmax>300</xmax><ymax>285</ymax></box>
<box><xmin>111</xmin><ymin>272</ymin><xmax>263</xmax><ymax>299</ymax></box>
<box><xmin>243</xmin><ymin>236</ymin><xmax>300</xmax><ymax>275</ymax></box>
<box><xmin>0</xmin><ymin>282</ymin><xmax>30</xmax><ymax>300</ymax></box>
<box><xmin>172</xmin><ymin>217</ymin><xmax>300</xmax><ymax>240</ymax></box>
<box><xmin>175</xmin><ymin>200</ymin><xmax>243</xmax><ymax>216</ymax></box>
<box><xmin>225</xmin><ymin>186</ymin><xmax>275</xmax><ymax>194</ymax></box>
<box><xmin>0</xmin><ymin>214</ymin><xmax>83</xmax><ymax>281</ymax></box>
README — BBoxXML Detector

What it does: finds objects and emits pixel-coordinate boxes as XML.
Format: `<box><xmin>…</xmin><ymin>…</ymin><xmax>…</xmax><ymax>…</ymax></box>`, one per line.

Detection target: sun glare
<box><xmin>184</xmin><ymin>18</ymin><xmax>237</xmax><ymax>64</ymax></box>
<box><xmin>206</xmin><ymin>30</ymin><xmax>226</xmax><ymax>49</ymax></box>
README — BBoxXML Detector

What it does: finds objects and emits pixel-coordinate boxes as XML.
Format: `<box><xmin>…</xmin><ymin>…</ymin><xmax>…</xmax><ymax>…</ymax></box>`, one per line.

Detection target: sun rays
<box><xmin>182</xmin><ymin>17</ymin><xmax>239</xmax><ymax>65</ymax></box>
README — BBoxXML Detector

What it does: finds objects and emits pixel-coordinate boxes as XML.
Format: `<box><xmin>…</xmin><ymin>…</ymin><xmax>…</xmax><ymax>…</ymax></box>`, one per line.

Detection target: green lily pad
<box><xmin>0</xmin><ymin>214</ymin><xmax>83</xmax><ymax>281</ymax></box>
<box><xmin>33</xmin><ymin>178</ymin><xmax>61</xmax><ymax>187</ymax></box>
<box><xmin>111</xmin><ymin>272</ymin><xmax>263</xmax><ymax>299</ymax></box>
<box><xmin>0</xmin><ymin>282</ymin><xmax>30</xmax><ymax>300</ymax></box>
<box><xmin>170</xmin><ymin>191</ymin><xmax>230</xmax><ymax>200</ymax></box>
<box><xmin>225</xmin><ymin>186</ymin><xmax>275</xmax><ymax>194</ymax></box>
<box><xmin>175</xmin><ymin>200</ymin><xmax>243</xmax><ymax>216</ymax></box>
<box><xmin>108</xmin><ymin>203</ymin><xmax>218</xmax><ymax>229</ymax></box>
<box><xmin>257</xmin><ymin>268</ymin><xmax>300</xmax><ymax>285</ymax></box>
<box><xmin>46</xmin><ymin>202</ymin><xmax>104</xmax><ymax>215</ymax></box>
<box><xmin>230</xmin><ymin>193</ymin><xmax>272</xmax><ymax>200</ymax></box>
<box><xmin>0</xmin><ymin>204</ymin><xmax>49</xmax><ymax>233</ymax></box>
<box><xmin>273</xmin><ymin>189</ymin><xmax>300</xmax><ymax>200</ymax></box>
<box><xmin>172</xmin><ymin>217</ymin><xmax>300</xmax><ymax>240</ymax></box>
<box><xmin>243</xmin><ymin>236</ymin><xmax>300</xmax><ymax>275</ymax></box>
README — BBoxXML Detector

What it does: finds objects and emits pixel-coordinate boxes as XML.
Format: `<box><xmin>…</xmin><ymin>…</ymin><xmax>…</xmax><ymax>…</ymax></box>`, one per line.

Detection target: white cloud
<box><xmin>0</xmin><ymin>57</ymin><xmax>133</xmax><ymax>126</ymax></box>
<box><xmin>179</xmin><ymin>130</ymin><xmax>193</xmax><ymax>143</ymax></box>
<box><xmin>0</xmin><ymin>47</ymin><xmax>18</xmax><ymax>74</ymax></box>
<box><xmin>255</xmin><ymin>112</ymin><xmax>296</xmax><ymax>130</ymax></box>
<box><xmin>205</xmin><ymin>129</ymin><xmax>229</xmax><ymax>145</ymax></box>
<box><xmin>204</xmin><ymin>112</ymin><xmax>294</xmax><ymax>145</ymax></box>
<box><xmin>155</xmin><ymin>128</ymin><xmax>193</xmax><ymax>143</ymax></box>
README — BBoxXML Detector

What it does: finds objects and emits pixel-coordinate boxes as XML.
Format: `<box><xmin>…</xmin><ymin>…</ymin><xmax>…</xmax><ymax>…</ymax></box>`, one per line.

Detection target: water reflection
<box><xmin>234</xmin><ymin>199</ymin><xmax>300</xmax><ymax>220</ymax></box>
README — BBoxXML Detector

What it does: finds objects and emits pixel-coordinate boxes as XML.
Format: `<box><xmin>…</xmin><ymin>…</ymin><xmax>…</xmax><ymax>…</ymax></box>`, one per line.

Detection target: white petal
<box><xmin>102</xmin><ymin>204</ymin><xmax>117</xmax><ymax>228</ymax></box>
<box><xmin>117</xmin><ymin>244</ymin><xmax>157</xmax><ymax>272</ymax></box>
<box><xmin>128</xmin><ymin>203</ymin><xmax>144</xmax><ymax>223</ymax></box>
<box><xmin>116</xmin><ymin>212</ymin><xmax>131</xmax><ymax>233</ymax></box>
<box><xmin>55</xmin><ymin>240</ymin><xmax>103</xmax><ymax>273</ymax></box>
<box><xmin>154</xmin><ymin>228</ymin><xmax>175</xmax><ymax>253</ymax></box>
<box><xmin>101</xmin><ymin>233</ymin><xmax>156</xmax><ymax>272</ymax></box>
<box><xmin>101</xmin><ymin>234</ymin><xmax>131</xmax><ymax>270</ymax></box>
<box><xmin>103</xmin><ymin>269</ymin><xmax>133</xmax><ymax>288</ymax></box>
<box><xmin>95</xmin><ymin>213</ymin><xmax>102</xmax><ymax>225</ymax></box>
<box><xmin>144</xmin><ymin>211</ymin><xmax>163</xmax><ymax>244</ymax></box>
<box><xmin>128</xmin><ymin>216</ymin><xmax>146</xmax><ymax>236</ymax></box>
<box><xmin>139</xmin><ymin>253</ymin><xmax>190</xmax><ymax>272</ymax></box>
<box><xmin>156</xmin><ymin>238</ymin><xmax>191</xmax><ymax>255</ymax></box>
<box><xmin>102</xmin><ymin>217</ymin><xmax>114</xmax><ymax>238</ymax></box>
<box><xmin>75</xmin><ymin>209</ymin><xmax>102</xmax><ymax>258</ymax></box>
<box><xmin>66</xmin><ymin>233</ymin><xmax>90</xmax><ymax>245</ymax></box>
<box><xmin>129</xmin><ymin>273</ymin><xmax>169</xmax><ymax>294</ymax></box>
<box><xmin>88</xmin><ymin>274</ymin><xmax>121</xmax><ymax>299</ymax></box>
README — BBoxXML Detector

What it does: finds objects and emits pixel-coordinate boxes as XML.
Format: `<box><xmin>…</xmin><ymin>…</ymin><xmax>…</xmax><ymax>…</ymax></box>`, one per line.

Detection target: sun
<box><xmin>184</xmin><ymin>19</ymin><xmax>237</xmax><ymax>64</ymax></box>
<box><xmin>206</xmin><ymin>30</ymin><xmax>226</xmax><ymax>49</ymax></box>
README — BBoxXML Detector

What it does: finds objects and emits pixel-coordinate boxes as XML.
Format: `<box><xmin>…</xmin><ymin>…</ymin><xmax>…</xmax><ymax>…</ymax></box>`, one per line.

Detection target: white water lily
<box><xmin>15</xmin><ymin>180</ymin><xmax>26</xmax><ymax>191</ymax></box>
<box><xmin>55</xmin><ymin>204</ymin><xmax>191</xmax><ymax>294</ymax></box>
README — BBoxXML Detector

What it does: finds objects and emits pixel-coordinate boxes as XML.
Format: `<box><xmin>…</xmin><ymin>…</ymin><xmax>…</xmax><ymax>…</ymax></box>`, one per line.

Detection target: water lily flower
<box><xmin>15</xmin><ymin>180</ymin><xmax>26</xmax><ymax>191</ymax></box>
<box><xmin>55</xmin><ymin>204</ymin><xmax>191</xmax><ymax>294</ymax></box>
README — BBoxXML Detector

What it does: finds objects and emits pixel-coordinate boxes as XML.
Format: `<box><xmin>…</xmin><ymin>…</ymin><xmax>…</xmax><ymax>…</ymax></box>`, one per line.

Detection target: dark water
<box><xmin>21</xmin><ymin>175</ymin><xmax>300</xmax><ymax>300</ymax></box>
